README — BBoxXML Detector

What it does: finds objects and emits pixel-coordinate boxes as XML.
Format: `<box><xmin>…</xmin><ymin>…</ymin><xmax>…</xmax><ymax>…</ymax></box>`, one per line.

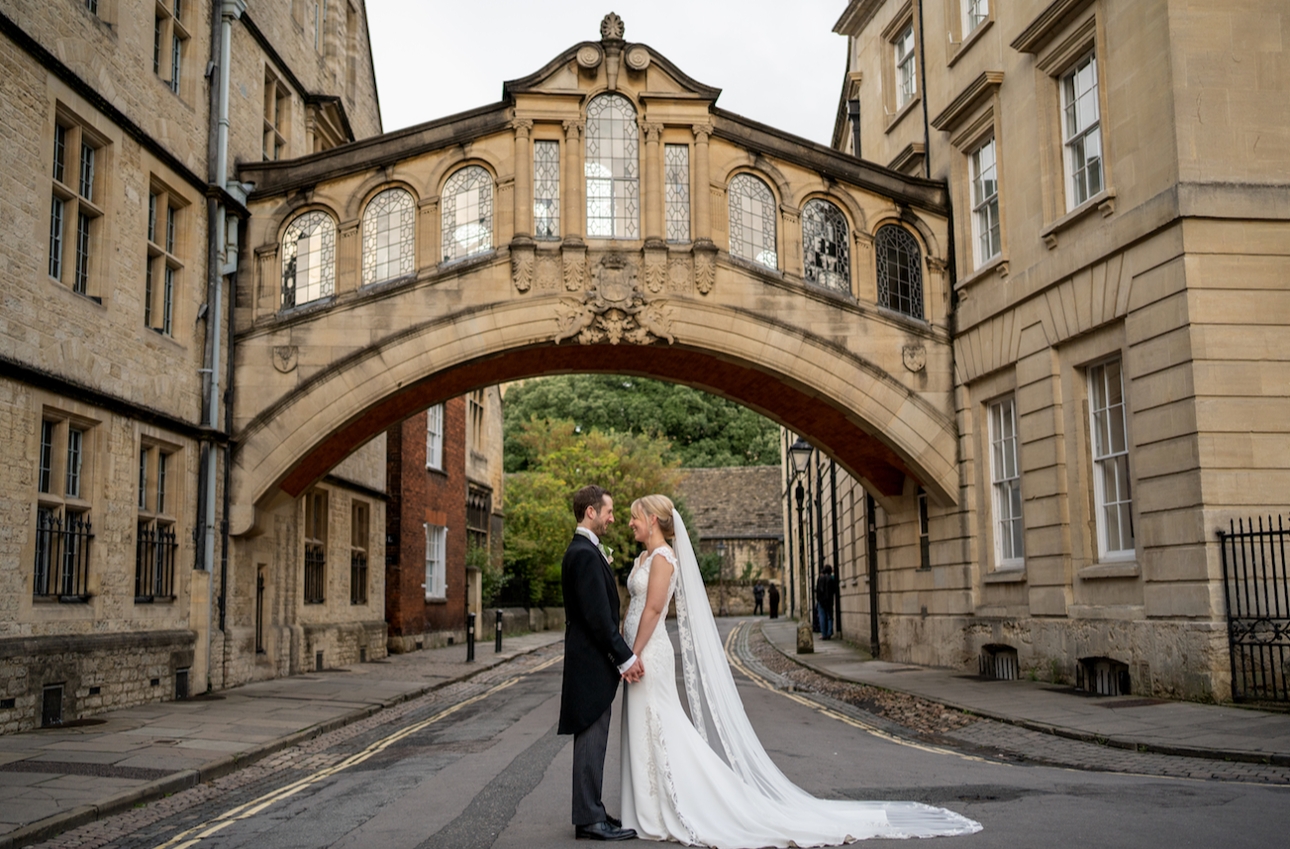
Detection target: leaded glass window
<box><xmin>362</xmin><ymin>188</ymin><xmax>415</xmax><ymax>285</ymax></box>
<box><xmin>802</xmin><ymin>199</ymin><xmax>850</xmax><ymax>292</ymax></box>
<box><xmin>875</xmin><ymin>225</ymin><xmax>923</xmax><ymax>318</ymax></box>
<box><xmin>971</xmin><ymin>138</ymin><xmax>1001</xmax><ymax>267</ymax></box>
<box><xmin>441</xmin><ymin>165</ymin><xmax>493</xmax><ymax>262</ymax></box>
<box><xmin>1062</xmin><ymin>53</ymin><xmax>1103</xmax><ymax>210</ymax></box>
<box><xmin>585</xmin><ymin>94</ymin><xmax>639</xmax><ymax>239</ymax></box>
<box><xmin>534</xmin><ymin>140</ymin><xmax>560</xmax><ymax>240</ymax></box>
<box><xmin>664</xmin><ymin>144</ymin><xmax>690</xmax><ymax>243</ymax></box>
<box><xmin>728</xmin><ymin>173</ymin><xmax>777</xmax><ymax>269</ymax></box>
<box><xmin>281</xmin><ymin>210</ymin><xmax>336</xmax><ymax>309</ymax></box>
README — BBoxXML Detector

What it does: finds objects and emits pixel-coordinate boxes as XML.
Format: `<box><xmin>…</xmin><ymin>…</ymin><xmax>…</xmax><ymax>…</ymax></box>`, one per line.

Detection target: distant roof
<box><xmin>677</xmin><ymin>466</ymin><xmax>783</xmax><ymax>541</ymax></box>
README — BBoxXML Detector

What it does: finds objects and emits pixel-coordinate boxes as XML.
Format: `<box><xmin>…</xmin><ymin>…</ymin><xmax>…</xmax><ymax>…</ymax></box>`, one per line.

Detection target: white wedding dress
<box><xmin>619</xmin><ymin>512</ymin><xmax>981</xmax><ymax>847</ymax></box>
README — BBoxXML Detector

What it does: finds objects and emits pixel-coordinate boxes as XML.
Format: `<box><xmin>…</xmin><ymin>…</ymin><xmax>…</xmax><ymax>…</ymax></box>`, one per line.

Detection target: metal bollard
<box><xmin>466</xmin><ymin>612</ymin><xmax>476</xmax><ymax>662</ymax></box>
<box><xmin>495</xmin><ymin>609</ymin><xmax>503</xmax><ymax>653</ymax></box>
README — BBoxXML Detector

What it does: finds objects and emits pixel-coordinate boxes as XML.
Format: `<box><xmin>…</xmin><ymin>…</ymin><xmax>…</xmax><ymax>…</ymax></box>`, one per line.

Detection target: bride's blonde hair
<box><xmin>631</xmin><ymin>494</ymin><xmax>676</xmax><ymax>539</ymax></box>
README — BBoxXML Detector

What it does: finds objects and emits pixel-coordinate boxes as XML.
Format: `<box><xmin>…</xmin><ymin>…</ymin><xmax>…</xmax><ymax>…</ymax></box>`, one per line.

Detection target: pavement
<box><xmin>760</xmin><ymin>618</ymin><xmax>1290</xmax><ymax>766</ymax></box>
<box><xmin>0</xmin><ymin>631</ymin><xmax>564</xmax><ymax>849</ymax></box>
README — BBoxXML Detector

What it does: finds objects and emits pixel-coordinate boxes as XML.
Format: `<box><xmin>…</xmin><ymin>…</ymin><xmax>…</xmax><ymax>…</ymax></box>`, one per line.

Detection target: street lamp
<box><xmin>716</xmin><ymin>541</ymin><xmax>728</xmax><ymax>615</ymax></box>
<box><xmin>788</xmin><ymin>438</ymin><xmax>813</xmax><ymax>479</ymax></box>
<box><xmin>793</xmin><ymin>476</ymin><xmax>813</xmax><ymax>654</ymax></box>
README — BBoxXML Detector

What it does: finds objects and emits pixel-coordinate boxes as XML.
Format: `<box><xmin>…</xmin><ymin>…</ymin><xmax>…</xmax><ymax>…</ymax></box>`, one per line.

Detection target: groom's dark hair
<box><xmin>573</xmin><ymin>485</ymin><xmax>610</xmax><ymax>522</ymax></box>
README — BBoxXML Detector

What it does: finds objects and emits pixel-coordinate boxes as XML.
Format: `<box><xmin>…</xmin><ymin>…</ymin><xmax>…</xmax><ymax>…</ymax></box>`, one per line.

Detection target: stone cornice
<box><xmin>931</xmin><ymin>71</ymin><xmax>1004</xmax><ymax>132</ymax></box>
<box><xmin>832</xmin><ymin>0</ymin><xmax>886</xmax><ymax>36</ymax></box>
<box><xmin>710</xmin><ymin>109</ymin><xmax>949</xmax><ymax>214</ymax></box>
<box><xmin>1011</xmin><ymin>0</ymin><xmax>1097</xmax><ymax>54</ymax></box>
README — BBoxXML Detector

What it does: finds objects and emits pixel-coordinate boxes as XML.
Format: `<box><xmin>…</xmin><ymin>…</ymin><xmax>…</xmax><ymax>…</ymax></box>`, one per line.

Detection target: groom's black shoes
<box><xmin>576</xmin><ymin>821</ymin><xmax>637</xmax><ymax>841</ymax></box>
<box><xmin>605</xmin><ymin>814</ymin><xmax>622</xmax><ymax>828</ymax></box>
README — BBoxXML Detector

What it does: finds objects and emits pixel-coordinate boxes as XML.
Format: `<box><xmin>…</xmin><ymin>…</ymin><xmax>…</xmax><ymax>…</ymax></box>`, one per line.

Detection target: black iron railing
<box><xmin>1219</xmin><ymin>515</ymin><xmax>1290</xmax><ymax>702</ymax></box>
<box><xmin>350</xmin><ymin>551</ymin><xmax>368</xmax><ymax>605</ymax></box>
<box><xmin>33</xmin><ymin>510</ymin><xmax>92</xmax><ymax>601</ymax></box>
<box><xmin>304</xmin><ymin>543</ymin><xmax>326</xmax><ymax>604</ymax></box>
<box><xmin>135</xmin><ymin>522</ymin><xmax>177</xmax><ymax>602</ymax></box>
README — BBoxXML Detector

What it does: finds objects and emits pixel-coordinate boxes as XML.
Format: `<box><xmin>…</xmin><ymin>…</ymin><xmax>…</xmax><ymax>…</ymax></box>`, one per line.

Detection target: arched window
<box><xmin>362</xmin><ymin>188</ymin><xmax>415</xmax><ymax>285</ymax></box>
<box><xmin>728</xmin><ymin>173</ymin><xmax>777</xmax><ymax>269</ymax></box>
<box><xmin>585</xmin><ymin>94</ymin><xmax>639</xmax><ymax>239</ymax></box>
<box><xmin>441</xmin><ymin>166</ymin><xmax>493</xmax><ymax>263</ymax></box>
<box><xmin>875</xmin><ymin>224</ymin><xmax>923</xmax><ymax>319</ymax></box>
<box><xmin>802</xmin><ymin>199</ymin><xmax>850</xmax><ymax>292</ymax></box>
<box><xmin>281</xmin><ymin>210</ymin><xmax>335</xmax><ymax>309</ymax></box>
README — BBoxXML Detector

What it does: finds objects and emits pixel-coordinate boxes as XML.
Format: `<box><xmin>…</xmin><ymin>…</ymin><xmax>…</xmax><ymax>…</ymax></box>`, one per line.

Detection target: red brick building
<box><xmin>384</xmin><ymin>389</ymin><xmax>504</xmax><ymax>651</ymax></box>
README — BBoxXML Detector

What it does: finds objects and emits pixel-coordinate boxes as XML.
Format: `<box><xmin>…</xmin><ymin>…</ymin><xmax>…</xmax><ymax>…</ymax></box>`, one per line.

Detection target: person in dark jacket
<box><xmin>768</xmin><ymin>582</ymin><xmax>780</xmax><ymax>619</ymax></box>
<box><xmin>815</xmin><ymin>565</ymin><xmax>838</xmax><ymax>639</ymax></box>
<box><xmin>753</xmin><ymin>582</ymin><xmax>765</xmax><ymax>615</ymax></box>
<box><xmin>559</xmin><ymin>485</ymin><xmax>642</xmax><ymax>842</ymax></box>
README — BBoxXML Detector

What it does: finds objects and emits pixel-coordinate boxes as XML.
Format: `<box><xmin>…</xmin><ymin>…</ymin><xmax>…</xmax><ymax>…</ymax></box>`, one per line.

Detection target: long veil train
<box><xmin>668</xmin><ymin>509</ymin><xmax>982</xmax><ymax>837</ymax></box>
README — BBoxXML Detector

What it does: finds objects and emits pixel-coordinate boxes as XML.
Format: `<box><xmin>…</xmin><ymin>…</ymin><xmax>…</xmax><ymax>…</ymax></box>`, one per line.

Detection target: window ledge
<box><xmin>1077</xmin><ymin>561</ymin><xmax>1141</xmax><ymax>580</ymax></box>
<box><xmin>727</xmin><ymin>253</ymin><xmax>783</xmax><ymax>279</ymax></box>
<box><xmin>954</xmin><ymin>253</ymin><xmax>1009</xmax><ymax>291</ymax></box>
<box><xmin>1040</xmin><ymin>188</ymin><xmax>1116</xmax><ymax>249</ymax></box>
<box><xmin>884</xmin><ymin>96</ymin><xmax>922</xmax><ymax>135</ymax></box>
<box><xmin>948</xmin><ymin>19</ymin><xmax>994</xmax><ymax>68</ymax></box>
<box><xmin>983</xmin><ymin>569</ymin><xmax>1026</xmax><ymax>584</ymax></box>
<box><xmin>424</xmin><ymin>596</ymin><xmax>448</xmax><ymax>605</ymax></box>
<box><xmin>875</xmin><ymin>305</ymin><xmax>930</xmax><ymax>330</ymax></box>
<box><xmin>438</xmin><ymin>249</ymin><xmax>498</xmax><ymax>272</ymax></box>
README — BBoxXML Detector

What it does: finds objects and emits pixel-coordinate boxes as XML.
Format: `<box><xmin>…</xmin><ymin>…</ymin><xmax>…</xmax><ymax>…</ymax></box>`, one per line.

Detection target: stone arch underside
<box><xmin>231</xmin><ymin>302</ymin><xmax>959</xmax><ymax>534</ymax></box>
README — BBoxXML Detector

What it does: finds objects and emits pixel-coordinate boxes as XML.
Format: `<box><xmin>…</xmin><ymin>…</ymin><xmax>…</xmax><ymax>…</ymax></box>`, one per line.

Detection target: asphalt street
<box><xmin>32</xmin><ymin>621</ymin><xmax>1290</xmax><ymax>849</ymax></box>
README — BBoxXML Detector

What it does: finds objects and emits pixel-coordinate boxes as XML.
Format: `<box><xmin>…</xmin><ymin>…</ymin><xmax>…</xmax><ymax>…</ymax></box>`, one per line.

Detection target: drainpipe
<box><xmin>916</xmin><ymin>0</ymin><xmax>932</xmax><ymax>178</ymax></box>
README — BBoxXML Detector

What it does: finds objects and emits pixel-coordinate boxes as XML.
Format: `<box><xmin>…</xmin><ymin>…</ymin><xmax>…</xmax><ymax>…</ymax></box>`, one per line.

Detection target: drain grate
<box><xmin>1097</xmin><ymin>698</ymin><xmax>1168</xmax><ymax>709</ymax></box>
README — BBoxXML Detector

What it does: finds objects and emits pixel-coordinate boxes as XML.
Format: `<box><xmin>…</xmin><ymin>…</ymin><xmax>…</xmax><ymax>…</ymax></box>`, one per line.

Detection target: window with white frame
<box><xmin>664</xmin><ymin>144</ymin><xmax>690</xmax><ymax>243</ymax></box>
<box><xmin>727</xmin><ymin>173</ymin><xmax>777</xmax><ymax>269</ymax></box>
<box><xmin>894</xmin><ymin>24</ymin><xmax>917</xmax><ymax>109</ymax></box>
<box><xmin>425</xmin><ymin>403</ymin><xmax>444</xmax><ymax>470</ymax></box>
<box><xmin>585</xmin><ymin>94</ymin><xmax>640</xmax><ymax>239</ymax></box>
<box><xmin>263</xmin><ymin>72</ymin><xmax>290</xmax><ymax>160</ymax></box>
<box><xmin>424</xmin><ymin>523</ymin><xmax>447</xmax><ymax>599</ymax></box>
<box><xmin>34</xmin><ymin>414</ymin><xmax>95</xmax><ymax>601</ymax></box>
<box><xmin>136</xmin><ymin>442</ymin><xmax>177</xmax><ymax>601</ymax></box>
<box><xmin>963</xmin><ymin>0</ymin><xmax>988</xmax><ymax>36</ymax></box>
<box><xmin>281</xmin><ymin>211</ymin><xmax>336</xmax><ymax>308</ymax></box>
<box><xmin>361</xmin><ymin>187</ymin><xmax>415</xmax><ymax>285</ymax></box>
<box><xmin>145</xmin><ymin>185</ymin><xmax>185</xmax><ymax>335</ymax></box>
<box><xmin>49</xmin><ymin>117</ymin><xmax>104</xmax><ymax>298</ymax></box>
<box><xmin>989</xmin><ymin>396</ymin><xmax>1024</xmax><ymax>569</ymax></box>
<box><xmin>970</xmin><ymin>138</ymin><xmax>1001</xmax><ymax>267</ymax></box>
<box><xmin>1061</xmin><ymin>52</ymin><xmax>1103</xmax><ymax>210</ymax></box>
<box><xmin>534</xmin><ymin>140</ymin><xmax>560</xmax><ymax>240</ymax></box>
<box><xmin>1088</xmin><ymin>359</ymin><xmax>1134</xmax><ymax>558</ymax></box>
<box><xmin>154</xmin><ymin>0</ymin><xmax>190</xmax><ymax>96</ymax></box>
<box><xmin>441</xmin><ymin>166</ymin><xmax>493</xmax><ymax>262</ymax></box>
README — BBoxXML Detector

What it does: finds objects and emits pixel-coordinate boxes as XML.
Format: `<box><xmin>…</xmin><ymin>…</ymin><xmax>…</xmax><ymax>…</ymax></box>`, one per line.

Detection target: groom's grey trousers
<box><xmin>571</xmin><ymin>703</ymin><xmax>613</xmax><ymax>825</ymax></box>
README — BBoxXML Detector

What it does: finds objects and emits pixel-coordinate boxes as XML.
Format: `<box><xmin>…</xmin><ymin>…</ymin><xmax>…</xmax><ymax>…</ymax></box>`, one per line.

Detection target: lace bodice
<box><xmin>623</xmin><ymin>546</ymin><xmax>678</xmax><ymax>648</ymax></box>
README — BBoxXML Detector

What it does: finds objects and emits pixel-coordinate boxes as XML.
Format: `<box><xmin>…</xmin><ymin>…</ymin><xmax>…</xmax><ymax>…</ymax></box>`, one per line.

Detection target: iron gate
<box><xmin>1219</xmin><ymin>515</ymin><xmax>1290</xmax><ymax>702</ymax></box>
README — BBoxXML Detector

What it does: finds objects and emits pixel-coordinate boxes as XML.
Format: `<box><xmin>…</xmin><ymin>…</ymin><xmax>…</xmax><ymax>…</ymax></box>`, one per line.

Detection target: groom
<box><xmin>559</xmin><ymin>485</ymin><xmax>643</xmax><ymax>841</ymax></box>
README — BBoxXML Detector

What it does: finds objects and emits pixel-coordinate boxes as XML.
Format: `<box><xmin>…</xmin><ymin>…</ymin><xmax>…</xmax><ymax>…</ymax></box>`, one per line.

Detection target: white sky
<box><xmin>367</xmin><ymin>1</ymin><xmax>849</xmax><ymax>147</ymax></box>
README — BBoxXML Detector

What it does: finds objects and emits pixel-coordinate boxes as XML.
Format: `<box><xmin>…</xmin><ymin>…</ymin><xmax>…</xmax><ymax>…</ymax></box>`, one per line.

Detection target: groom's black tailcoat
<box><xmin>559</xmin><ymin>532</ymin><xmax>635</xmax><ymax>735</ymax></box>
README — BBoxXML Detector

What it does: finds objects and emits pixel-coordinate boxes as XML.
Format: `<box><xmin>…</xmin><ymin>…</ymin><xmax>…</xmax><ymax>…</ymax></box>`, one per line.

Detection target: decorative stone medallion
<box><xmin>902</xmin><ymin>344</ymin><xmax>927</xmax><ymax>373</ymax></box>
<box><xmin>576</xmin><ymin>44</ymin><xmax>603</xmax><ymax>69</ymax></box>
<box><xmin>273</xmin><ymin>346</ymin><xmax>298</xmax><ymax>374</ymax></box>
<box><xmin>625</xmin><ymin>45</ymin><xmax>650</xmax><ymax>70</ymax></box>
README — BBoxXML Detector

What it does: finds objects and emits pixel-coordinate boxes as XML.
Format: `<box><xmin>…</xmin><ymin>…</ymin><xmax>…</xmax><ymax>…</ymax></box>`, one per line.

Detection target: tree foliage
<box><xmin>503</xmin><ymin>375</ymin><xmax>780</xmax><ymax>472</ymax></box>
<box><xmin>503</xmin><ymin>419</ymin><xmax>686</xmax><ymax>606</ymax></box>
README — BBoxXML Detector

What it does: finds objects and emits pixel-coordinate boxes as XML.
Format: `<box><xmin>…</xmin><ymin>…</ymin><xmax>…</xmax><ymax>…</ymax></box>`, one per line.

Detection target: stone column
<box><xmin>692</xmin><ymin>123</ymin><xmax>713</xmax><ymax>245</ymax></box>
<box><xmin>512</xmin><ymin>119</ymin><xmax>533</xmax><ymax>239</ymax></box>
<box><xmin>642</xmin><ymin>122</ymin><xmax>663</xmax><ymax>244</ymax></box>
<box><xmin>336</xmin><ymin>220</ymin><xmax>360</xmax><ymax>293</ymax></box>
<box><xmin>562</xmin><ymin>120</ymin><xmax>584</xmax><ymax>241</ymax></box>
<box><xmin>418</xmin><ymin>197</ymin><xmax>440</xmax><ymax>267</ymax></box>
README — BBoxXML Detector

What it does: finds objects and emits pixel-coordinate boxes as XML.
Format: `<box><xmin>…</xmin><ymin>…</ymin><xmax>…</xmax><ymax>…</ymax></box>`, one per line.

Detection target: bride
<box><xmin>619</xmin><ymin>494</ymin><xmax>982</xmax><ymax>847</ymax></box>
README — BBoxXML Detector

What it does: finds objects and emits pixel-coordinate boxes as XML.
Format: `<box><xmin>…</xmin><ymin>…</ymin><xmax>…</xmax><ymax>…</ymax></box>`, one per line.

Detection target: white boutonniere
<box><xmin>598</xmin><ymin>543</ymin><xmax>614</xmax><ymax>564</ymax></box>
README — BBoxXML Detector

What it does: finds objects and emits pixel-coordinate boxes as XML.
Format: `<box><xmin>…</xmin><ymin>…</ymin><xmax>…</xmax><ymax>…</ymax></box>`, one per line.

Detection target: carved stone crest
<box><xmin>902</xmin><ymin>344</ymin><xmax>927</xmax><ymax>373</ymax></box>
<box><xmin>273</xmin><ymin>345</ymin><xmax>298</xmax><ymax>374</ymax></box>
<box><xmin>600</xmin><ymin>12</ymin><xmax>625</xmax><ymax>40</ymax></box>
<box><xmin>555</xmin><ymin>254</ymin><xmax>675</xmax><ymax>346</ymax></box>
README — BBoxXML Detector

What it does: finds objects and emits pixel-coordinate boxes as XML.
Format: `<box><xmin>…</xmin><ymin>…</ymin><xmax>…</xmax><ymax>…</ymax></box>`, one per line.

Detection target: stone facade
<box><xmin>0</xmin><ymin>0</ymin><xmax>383</xmax><ymax>730</ymax></box>
<box><xmin>804</xmin><ymin>0</ymin><xmax>1290</xmax><ymax>700</ymax></box>
<box><xmin>678</xmin><ymin>466</ymin><xmax>785</xmax><ymax>585</ymax></box>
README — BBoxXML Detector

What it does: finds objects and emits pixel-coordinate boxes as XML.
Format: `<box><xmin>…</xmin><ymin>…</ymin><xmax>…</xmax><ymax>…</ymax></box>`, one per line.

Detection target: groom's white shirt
<box><xmin>575</xmin><ymin>526</ymin><xmax>637</xmax><ymax>675</ymax></box>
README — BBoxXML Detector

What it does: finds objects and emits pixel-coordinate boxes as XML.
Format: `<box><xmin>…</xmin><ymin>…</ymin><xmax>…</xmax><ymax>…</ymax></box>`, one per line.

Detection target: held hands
<box><xmin>621</xmin><ymin>657</ymin><xmax>645</xmax><ymax>683</ymax></box>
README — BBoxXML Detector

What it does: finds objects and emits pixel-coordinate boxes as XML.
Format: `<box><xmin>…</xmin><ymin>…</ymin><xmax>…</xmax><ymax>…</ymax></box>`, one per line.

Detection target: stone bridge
<box><xmin>231</xmin><ymin>15</ymin><xmax>956</xmax><ymax>542</ymax></box>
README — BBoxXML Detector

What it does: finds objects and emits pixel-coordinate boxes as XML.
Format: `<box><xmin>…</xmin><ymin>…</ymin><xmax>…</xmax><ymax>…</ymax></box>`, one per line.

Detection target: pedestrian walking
<box><xmin>753</xmin><ymin>582</ymin><xmax>765</xmax><ymax>615</ymax></box>
<box><xmin>815</xmin><ymin>565</ymin><xmax>837</xmax><ymax>640</ymax></box>
<box><xmin>767</xmin><ymin>583</ymin><xmax>780</xmax><ymax>619</ymax></box>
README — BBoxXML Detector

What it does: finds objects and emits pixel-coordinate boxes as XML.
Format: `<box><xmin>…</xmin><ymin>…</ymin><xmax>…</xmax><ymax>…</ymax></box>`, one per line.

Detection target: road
<box><xmin>34</xmin><ymin>620</ymin><xmax>1290</xmax><ymax>849</ymax></box>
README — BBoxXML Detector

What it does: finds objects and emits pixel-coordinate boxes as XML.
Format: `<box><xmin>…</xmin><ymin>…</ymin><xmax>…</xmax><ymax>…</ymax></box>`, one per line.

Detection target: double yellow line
<box><xmin>151</xmin><ymin>653</ymin><xmax>563</xmax><ymax>849</ymax></box>
<box><xmin>724</xmin><ymin>623</ymin><xmax>989</xmax><ymax>762</ymax></box>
